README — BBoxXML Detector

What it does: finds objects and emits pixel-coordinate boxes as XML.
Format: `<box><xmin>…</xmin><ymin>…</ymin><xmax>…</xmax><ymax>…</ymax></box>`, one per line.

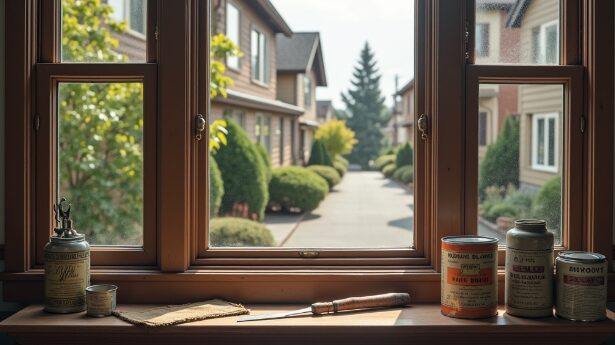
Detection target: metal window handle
<box><xmin>195</xmin><ymin>113</ymin><xmax>206</xmax><ymax>141</ymax></box>
<box><xmin>417</xmin><ymin>113</ymin><xmax>429</xmax><ymax>140</ymax></box>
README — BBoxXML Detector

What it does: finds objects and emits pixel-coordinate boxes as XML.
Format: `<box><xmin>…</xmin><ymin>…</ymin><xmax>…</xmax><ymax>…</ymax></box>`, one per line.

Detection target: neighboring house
<box><xmin>276</xmin><ymin>32</ymin><xmax>328</xmax><ymax>164</ymax></box>
<box><xmin>316</xmin><ymin>100</ymin><xmax>335</xmax><ymax>124</ymax></box>
<box><xmin>210</xmin><ymin>0</ymin><xmax>305</xmax><ymax>167</ymax></box>
<box><xmin>506</xmin><ymin>0</ymin><xmax>562</xmax><ymax>192</ymax></box>
<box><xmin>395</xmin><ymin>79</ymin><xmax>415</xmax><ymax>146</ymax></box>
<box><xmin>108</xmin><ymin>0</ymin><xmax>147</xmax><ymax>62</ymax></box>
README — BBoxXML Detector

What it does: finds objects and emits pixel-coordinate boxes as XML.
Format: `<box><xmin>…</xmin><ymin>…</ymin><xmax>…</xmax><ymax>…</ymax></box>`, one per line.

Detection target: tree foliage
<box><xmin>210</xmin><ymin>34</ymin><xmax>242</xmax><ymax>98</ymax></box>
<box><xmin>341</xmin><ymin>42</ymin><xmax>390</xmax><ymax>169</ymax></box>
<box><xmin>395</xmin><ymin>143</ymin><xmax>413</xmax><ymax>168</ymax></box>
<box><xmin>314</xmin><ymin>120</ymin><xmax>357</xmax><ymax>157</ymax></box>
<box><xmin>307</xmin><ymin>139</ymin><xmax>333</xmax><ymax>167</ymax></box>
<box><xmin>478</xmin><ymin>116</ymin><xmax>520</xmax><ymax>198</ymax></box>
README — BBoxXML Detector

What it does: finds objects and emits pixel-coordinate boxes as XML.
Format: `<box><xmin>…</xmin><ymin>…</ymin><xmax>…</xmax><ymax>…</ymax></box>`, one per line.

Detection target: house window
<box><xmin>108</xmin><ymin>0</ymin><xmax>146</xmax><ymax>36</ymax></box>
<box><xmin>304</xmin><ymin>75</ymin><xmax>312</xmax><ymax>108</ymax></box>
<box><xmin>226</xmin><ymin>2</ymin><xmax>240</xmax><ymax>69</ymax></box>
<box><xmin>478</xmin><ymin>111</ymin><xmax>488</xmax><ymax>146</ymax></box>
<box><xmin>532</xmin><ymin>112</ymin><xmax>559</xmax><ymax>172</ymax></box>
<box><xmin>533</xmin><ymin>21</ymin><xmax>559</xmax><ymax>64</ymax></box>
<box><xmin>223</xmin><ymin>109</ymin><xmax>245</xmax><ymax>129</ymax></box>
<box><xmin>255</xmin><ymin>114</ymin><xmax>272</xmax><ymax>154</ymax></box>
<box><xmin>279</xmin><ymin>117</ymin><xmax>285</xmax><ymax>165</ymax></box>
<box><xmin>475</xmin><ymin>23</ymin><xmax>489</xmax><ymax>57</ymax></box>
<box><xmin>251</xmin><ymin>29</ymin><xmax>268</xmax><ymax>83</ymax></box>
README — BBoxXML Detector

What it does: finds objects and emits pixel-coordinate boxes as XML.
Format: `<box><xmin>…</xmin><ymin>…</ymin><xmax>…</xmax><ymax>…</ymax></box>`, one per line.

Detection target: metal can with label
<box><xmin>44</xmin><ymin>199</ymin><xmax>90</xmax><ymax>314</ymax></box>
<box><xmin>86</xmin><ymin>284</ymin><xmax>118</xmax><ymax>317</ymax></box>
<box><xmin>505</xmin><ymin>219</ymin><xmax>554</xmax><ymax>318</ymax></box>
<box><xmin>441</xmin><ymin>235</ymin><xmax>498</xmax><ymax>318</ymax></box>
<box><xmin>555</xmin><ymin>251</ymin><xmax>607</xmax><ymax>321</ymax></box>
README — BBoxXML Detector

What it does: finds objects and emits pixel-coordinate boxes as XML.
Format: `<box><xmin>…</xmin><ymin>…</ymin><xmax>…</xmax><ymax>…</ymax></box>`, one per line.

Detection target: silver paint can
<box><xmin>86</xmin><ymin>284</ymin><xmax>118</xmax><ymax>317</ymax></box>
<box><xmin>555</xmin><ymin>251</ymin><xmax>607</xmax><ymax>321</ymax></box>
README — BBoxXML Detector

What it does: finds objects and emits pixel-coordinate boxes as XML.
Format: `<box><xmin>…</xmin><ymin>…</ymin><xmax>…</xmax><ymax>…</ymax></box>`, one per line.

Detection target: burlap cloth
<box><xmin>112</xmin><ymin>299</ymin><xmax>249</xmax><ymax>326</ymax></box>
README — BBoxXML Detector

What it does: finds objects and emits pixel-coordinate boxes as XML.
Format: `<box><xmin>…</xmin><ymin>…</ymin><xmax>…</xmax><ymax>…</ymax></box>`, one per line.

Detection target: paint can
<box><xmin>86</xmin><ymin>284</ymin><xmax>118</xmax><ymax>317</ymax></box>
<box><xmin>555</xmin><ymin>251</ymin><xmax>607</xmax><ymax>321</ymax></box>
<box><xmin>441</xmin><ymin>235</ymin><xmax>498</xmax><ymax>318</ymax></box>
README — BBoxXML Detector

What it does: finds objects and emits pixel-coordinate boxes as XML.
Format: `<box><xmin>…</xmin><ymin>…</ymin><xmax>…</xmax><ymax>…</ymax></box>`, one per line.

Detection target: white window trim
<box><xmin>251</xmin><ymin>27</ymin><xmax>269</xmax><ymax>85</ymax></box>
<box><xmin>109</xmin><ymin>0</ymin><xmax>147</xmax><ymax>39</ymax></box>
<box><xmin>225</xmin><ymin>2</ymin><xmax>240</xmax><ymax>71</ymax></box>
<box><xmin>531</xmin><ymin>112</ymin><xmax>559</xmax><ymax>173</ymax></box>
<box><xmin>475</xmin><ymin>22</ymin><xmax>489</xmax><ymax>58</ymax></box>
<box><xmin>537</xmin><ymin>20</ymin><xmax>559</xmax><ymax>64</ymax></box>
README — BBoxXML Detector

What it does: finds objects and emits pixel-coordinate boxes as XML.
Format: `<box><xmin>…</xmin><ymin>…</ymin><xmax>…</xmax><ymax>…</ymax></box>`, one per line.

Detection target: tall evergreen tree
<box><xmin>341</xmin><ymin>42</ymin><xmax>390</xmax><ymax>168</ymax></box>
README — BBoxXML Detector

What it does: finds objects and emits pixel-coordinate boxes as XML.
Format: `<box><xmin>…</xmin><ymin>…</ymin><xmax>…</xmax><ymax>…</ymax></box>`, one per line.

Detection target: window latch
<box><xmin>417</xmin><ymin>113</ymin><xmax>429</xmax><ymax>140</ymax></box>
<box><xmin>195</xmin><ymin>113</ymin><xmax>207</xmax><ymax>141</ymax></box>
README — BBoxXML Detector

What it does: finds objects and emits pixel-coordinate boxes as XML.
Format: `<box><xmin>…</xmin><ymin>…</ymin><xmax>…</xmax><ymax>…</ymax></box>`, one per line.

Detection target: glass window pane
<box><xmin>475</xmin><ymin>0</ymin><xmax>559</xmax><ymax>64</ymax></box>
<box><xmin>209</xmin><ymin>0</ymin><xmax>414</xmax><ymax>249</ymax></box>
<box><xmin>58</xmin><ymin>82</ymin><xmax>144</xmax><ymax>245</ymax></box>
<box><xmin>62</xmin><ymin>0</ymin><xmax>146</xmax><ymax>62</ymax></box>
<box><xmin>478</xmin><ymin>84</ymin><xmax>563</xmax><ymax>245</ymax></box>
<box><xmin>226</xmin><ymin>3</ymin><xmax>240</xmax><ymax>69</ymax></box>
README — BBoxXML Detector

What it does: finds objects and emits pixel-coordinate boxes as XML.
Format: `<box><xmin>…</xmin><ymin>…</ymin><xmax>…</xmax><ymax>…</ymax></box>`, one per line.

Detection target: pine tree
<box><xmin>341</xmin><ymin>42</ymin><xmax>390</xmax><ymax>169</ymax></box>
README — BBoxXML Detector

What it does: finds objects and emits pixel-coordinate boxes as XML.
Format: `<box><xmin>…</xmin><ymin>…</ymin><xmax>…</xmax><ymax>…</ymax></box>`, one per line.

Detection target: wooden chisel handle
<box><xmin>310</xmin><ymin>293</ymin><xmax>410</xmax><ymax>315</ymax></box>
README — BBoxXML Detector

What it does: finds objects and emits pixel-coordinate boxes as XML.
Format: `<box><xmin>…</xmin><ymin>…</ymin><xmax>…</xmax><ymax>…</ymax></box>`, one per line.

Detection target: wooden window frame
<box><xmin>2</xmin><ymin>0</ymin><xmax>613</xmax><ymax>305</ymax></box>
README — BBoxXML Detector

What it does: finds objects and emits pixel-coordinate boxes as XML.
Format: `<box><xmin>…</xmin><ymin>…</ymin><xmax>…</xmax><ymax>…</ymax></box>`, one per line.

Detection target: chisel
<box><xmin>237</xmin><ymin>292</ymin><xmax>410</xmax><ymax>322</ymax></box>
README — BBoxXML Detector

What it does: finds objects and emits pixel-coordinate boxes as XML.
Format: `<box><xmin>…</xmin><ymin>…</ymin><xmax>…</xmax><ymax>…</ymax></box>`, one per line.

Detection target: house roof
<box><xmin>276</xmin><ymin>32</ymin><xmax>327</xmax><ymax>86</ymax></box>
<box><xmin>249</xmin><ymin>0</ymin><xmax>293</xmax><ymax>36</ymax></box>
<box><xmin>215</xmin><ymin>89</ymin><xmax>304</xmax><ymax>116</ymax></box>
<box><xmin>476</xmin><ymin>0</ymin><xmax>517</xmax><ymax>10</ymax></box>
<box><xmin>316</xmin><ymin>100</ymin><xmax>333</xmax><ymax>118</ymax></box>
<box><xmin>396</xmin><ymin>79</ymin><xmax>414</xmax><ymax>96</ymax></box>
<box><xmin>505</xmin><ymin>0</ymin><xmax>531</xmax><ymax>28</ymax></box>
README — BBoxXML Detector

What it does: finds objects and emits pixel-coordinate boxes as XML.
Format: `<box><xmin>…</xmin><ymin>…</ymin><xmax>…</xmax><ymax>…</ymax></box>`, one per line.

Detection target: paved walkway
<box><xmin>271</xmin><ymin>171</ymin><xmax>413</xmax><ymax>248</ymax></box>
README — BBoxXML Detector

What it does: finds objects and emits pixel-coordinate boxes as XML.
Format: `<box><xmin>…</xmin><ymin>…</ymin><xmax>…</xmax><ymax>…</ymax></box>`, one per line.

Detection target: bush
<box><xmin>382</xmin><ymin>163</ymin><xmax>397</xmax><ymax>178</ymax></box>
<box><xmin>393</xmin><ymin>164</ymin><xmax>413</xmax><ymax>184</ymax></box>
<box><xmin>479</xmin><ymin>117</ymin><xmax>520</xmax><ymax>199</ymax></box>
<box><xmin>209</xmin><ymin>157</ymin><xmax>224</xmax><ymax>217</ymax></box>
<box><xmin>532</xmin><ymin>176</ymin><xmax>561</xmax><ymax>231</ymax></box>
<box><xmin>209</xmin><ymin>217</ymin><xmax>275</xmax><ymax>247</ymax></box>
<box><xmin>269</xmin><ymin>167</ymin><xmax>328</xmax><ymax>212</ymax></box>
<box><xmin>255</xmin><ymin>143</ymin><xmax>272</xmax><ymax>182</ymax></box>
<box><xmin>395</xmin><ymin>143</ymin><xmax>413</xmax><ymax>167</ymax></box>
<box><xmin>214</xmin><ymin>119</ymin><xmax>269</xmax><ymax>220</ymax></box>
<box><xmin>307</xmin><ymin>139</ymin><xmax>333</xmax><ymax>167</ymax></box>
<box><xmin>314</xmin><ymin>120</ymin><xmax>357</xmax><ymax>157</ymax></box>
<box><xmin>335</xmin><ymin>155</ymin><xmax>349</xmax><ymax>169</ymax></box>
<box><xmin>333</xmin><ymin>161</ymin><xmax>347</xmax><ymax>177</ymax></box>
<box><xmin>374</xmin><ymin>155</ymin><xmax>396</xmax><ymax>171</ymax></box>
<box><xmin>479</xmin><ymin>184</ymin><xmax>533</xmax><ymax>223</ymax></box>
<box><xmin>484</xmin><ymin>203</ymin><xmax>518</xmax><ymax>223</ymax></box>
<box><xmin>307</xmin><ymin>165</ymin><xmax>342</xmax><ymax>190</ymax></box>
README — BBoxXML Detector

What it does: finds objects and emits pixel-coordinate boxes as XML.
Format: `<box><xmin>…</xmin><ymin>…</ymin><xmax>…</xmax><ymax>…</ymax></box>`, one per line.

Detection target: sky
<box><xmin>270</xmin><ymin>0</ymin><xmax>415</xmax><ymax>109</ymax></box>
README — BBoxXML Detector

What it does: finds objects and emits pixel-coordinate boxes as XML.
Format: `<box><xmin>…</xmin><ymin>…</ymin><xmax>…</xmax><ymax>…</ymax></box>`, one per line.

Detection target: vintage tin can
<box><xmin>441</xmin><ymin>236</ymin><xmax>498</xmax><ymax>318</ymax></box>
<box><xmin>44</xmin><ymin>199</ymin><xmax>90</xmax><ymax>313</ymax></box>
<box><xmin>555</xmin><ymin>251</ymin><xmax>607</xmax><ymax>321</ymax></box>
<box><xmin>86</xmin><ymin>284</ymin><xmax>118</xmax><ymax>317</ymax></box>
<box><xmin>505</xmin><ymin>219</ymin><xmax>554</xmax><ymax>318</ymax></box>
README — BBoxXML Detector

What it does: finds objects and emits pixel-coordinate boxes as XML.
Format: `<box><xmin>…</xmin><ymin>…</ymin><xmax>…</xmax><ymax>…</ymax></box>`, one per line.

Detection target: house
<box><xmin>276</xmin><ymin>32</ymin><xmax>328</xmax><ymax>164</ymax></box>
<box><xmin>107</xmin><ymin>0</ymin><xmax>147</xmax><ymax>62</ymax></box>
<box><xmin>316</xmin><ymin>100</ymin><xmax>335</xmax><ymax>124</ymax></box>
<box><xmin>506</xmin><ymin>0</ymin><xmax>561</xmax><ymax>192</ymax></box>
<box><xmin>394</xmin><ymin>79</ymin><xmax>415</xmax><ymax>146</ymax></box>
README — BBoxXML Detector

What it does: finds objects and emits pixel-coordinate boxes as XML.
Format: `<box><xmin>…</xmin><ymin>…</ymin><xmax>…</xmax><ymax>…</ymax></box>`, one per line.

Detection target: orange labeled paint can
<box><xmin>441</xmin><ymin>236</ymin><xmax>498</xmax><ymax>318</ymax></box>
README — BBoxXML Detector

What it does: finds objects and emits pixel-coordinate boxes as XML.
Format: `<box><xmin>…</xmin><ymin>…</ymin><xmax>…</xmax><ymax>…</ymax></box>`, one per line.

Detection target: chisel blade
<box><xmin>237</xmin><ymin>307</ymin><xmax>312</xmax><ymax>322</ymax></box>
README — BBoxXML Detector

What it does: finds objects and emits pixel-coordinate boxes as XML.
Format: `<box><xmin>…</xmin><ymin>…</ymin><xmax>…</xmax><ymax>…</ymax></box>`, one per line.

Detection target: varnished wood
<box><xmin>2</xmin><ymin>304</ymin><xmax>614</xmax><ymax>345</ymax></box>
<box><xmin>310</xmin><ymin>293</ymin><xmax>410</xmax><ymax>314</ymax></box>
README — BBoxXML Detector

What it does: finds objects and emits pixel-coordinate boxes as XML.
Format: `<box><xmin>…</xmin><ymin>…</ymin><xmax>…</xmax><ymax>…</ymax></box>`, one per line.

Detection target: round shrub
<box><xmin>333</xmin><ymin>161</ymin><xmax>347</xmax><ymax>177</ymax></box>
<box><xmin>395</xmin><ymin>143</ymin><xmax>413</xmax><ymax>168</ymax></box>
<box><xmin>214</xmin><ymin>119</ymin><xmax>268</xmax><ymax>221</ymax></box>
<box><xmin>393</xmin><ymin>164</ymin><xmax>413</xmax><ymax>184</ymax></box>
<box><xmin>307</xmin><ymin>165</ymin><xmax>341</xmax><ymax>190</ymax></box>
<box><xmin>209</xmin><ymin>157</ymin><xmax>224</xmax><ymax>217</ymax></box>
<box><xmin>335</xmin><ymin>155</ymin><xmax>349</xmax><ymax>169</ymax></box>
<box><xmin>382</xmin><ymin>163</ymin><xmax>397</xmax><ymax>178</ymax></box>
<box><xmin>269</xmin><ymin>167</ymin><xmax>328</xmax><ymax>212</ymax></box>
<box><xmin>532</xmin><ymin>176</ymin><xmax>561</xmax><ymax>231</ymax></box>
<box><xmin>209</xmin><ymin>217</ymin><xmax>275</xmax><ymax>247</ymax></box>
<box><xmin>484</xmin><ymin>203</ymin><xmax>518</xmax><ymax>223</ymax></box>
<box><xmin>374</xmin><ymin>154</ymin><xmax>395</xmax><ymax>171</ymax></box>
<box><xmin>307</xmin><ymin>139</ymin><xmax>333</xmax><ymax>167</ymax></box>
<box><xmin>255</xmin><ymin>143</ymin><xmax>272</xmax><ymax>182</ymax></box>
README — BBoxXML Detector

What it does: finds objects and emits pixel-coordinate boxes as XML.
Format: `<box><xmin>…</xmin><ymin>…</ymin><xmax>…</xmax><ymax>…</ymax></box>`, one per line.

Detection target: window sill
<box><xmin>1</xmin><ymin>304</ymin><xmax>614</xmax><ymax>345</ymax></box>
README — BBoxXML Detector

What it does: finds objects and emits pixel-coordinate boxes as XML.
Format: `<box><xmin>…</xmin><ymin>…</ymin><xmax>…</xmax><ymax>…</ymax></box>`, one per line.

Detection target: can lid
<box><xmin>441</xmin><ymin>235</ymin><xmax>498</xmax><ymax>245</ymax></box>
<box><xmin>514</xmin><ymin>219</ymin><xmax>547</xmax><ymax>232</ymax></box>
<box><xmin>558</xmin><ymin>251</ymin><xmax>606</xmax><ymax>263</ymax></box>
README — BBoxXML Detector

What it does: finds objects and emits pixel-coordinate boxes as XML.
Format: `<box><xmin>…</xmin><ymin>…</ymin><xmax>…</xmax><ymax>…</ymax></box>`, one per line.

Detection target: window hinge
<box><xmin>33</xmin><ymin>114</ymin><xmax>40</xmax><ymax>131</ymax></box>
<box><xmin>464</xmin><ymin>21</ymin><xmax>470</xmax><ymax>61</ymax></box>
<box><xmin>580</xmin><ymin>115</ymin><xmax>585</xmax><ymax>133</ymax></box>
<box><xmin>195</xmin><ymin>113</ymin><xmax>206</xmax><ymax>141</ymax></box>
<box><xmin>418</xmin><ymin>113</ymin><xmax>429</xmax><ymax>140</ymax></box>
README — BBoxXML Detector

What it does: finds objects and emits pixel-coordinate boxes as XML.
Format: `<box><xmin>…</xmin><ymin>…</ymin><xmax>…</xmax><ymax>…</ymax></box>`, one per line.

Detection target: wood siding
<box><xmin>519</xmin><ymin>0</ymin><xmax>559</xmax><ymax>64</ymax></box>
<box><xmin>276</xmin><ymin>73</ymin><xmax>296</xmax><ymax>105</ymax></box>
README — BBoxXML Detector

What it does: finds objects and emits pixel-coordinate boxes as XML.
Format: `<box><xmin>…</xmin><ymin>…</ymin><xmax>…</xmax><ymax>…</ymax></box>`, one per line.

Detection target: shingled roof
<box><xmin>276</xmin><ymin>32</ymin><xmax>327</xmax><ymax>86</ymax></box>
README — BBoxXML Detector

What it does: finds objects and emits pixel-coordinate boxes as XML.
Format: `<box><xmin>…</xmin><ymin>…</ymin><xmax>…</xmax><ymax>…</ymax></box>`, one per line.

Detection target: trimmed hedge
<box><xmin>269</xmin><ymin>166</ymin><xmax>328</xmax><ymax>212</ymax></box>
<box><xmin>307</xmin><ymin>165</ymin><xmax>342</xmax><ymax>190</ymax></box>
<box><xmin>396</xmin><ymin>143</ymin><xmax>413</xmax><ymax>167</ymax></box>
<box><xmin>308</xmin><ymin>139</ymin><xmax>333</xmax><ymax>167</ymax></box>
<box><xmin>333</xmin><ymin>161</ymin><xmax>347</xmax><ymax>177</ymax></box>
<box><xmin>392</xmin><ymin>164</ymin><xmax>413</xmax><ymax>184</ymax></box>
<box><xmin>483</xmin><ymin>203</ymin><xmax>518</xmax><ymax>223</ymax></box>
<box><xmin>209</xmin><ymin>217</ymin><xmax>275</xmax><ymax>247</ymax></box>
<box><xmin>209</xmin><ymin>157</ymin><xmax>224</xmax><ymax>216</ymax></box>
<box><xmin>255</xmin><ymin>143</ymin><xmax>272</xmax><ymax>182</ymax></box>
<box><xmin>532</xmin><ymin>176</ymin><xmax>561</xmax><ymax>231</ymax></box>
<box><xmin>374</xmin><ymin>154</ymin><xmax>396</xmax><ymax>171</ymax></box>
<box><xmin>214</xmin><ymin>119</ymin><xmax>269</xmax><ymax>221</ymax></box>
<box><xmin>335</xmin><ymin>155</ymin><xmax>349</xmax><ymax>169</ymax></box>
<box><xmin>382</xmin><ymin>163</ymin><xmax>397</xmax><ymax>178</ymax></box>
